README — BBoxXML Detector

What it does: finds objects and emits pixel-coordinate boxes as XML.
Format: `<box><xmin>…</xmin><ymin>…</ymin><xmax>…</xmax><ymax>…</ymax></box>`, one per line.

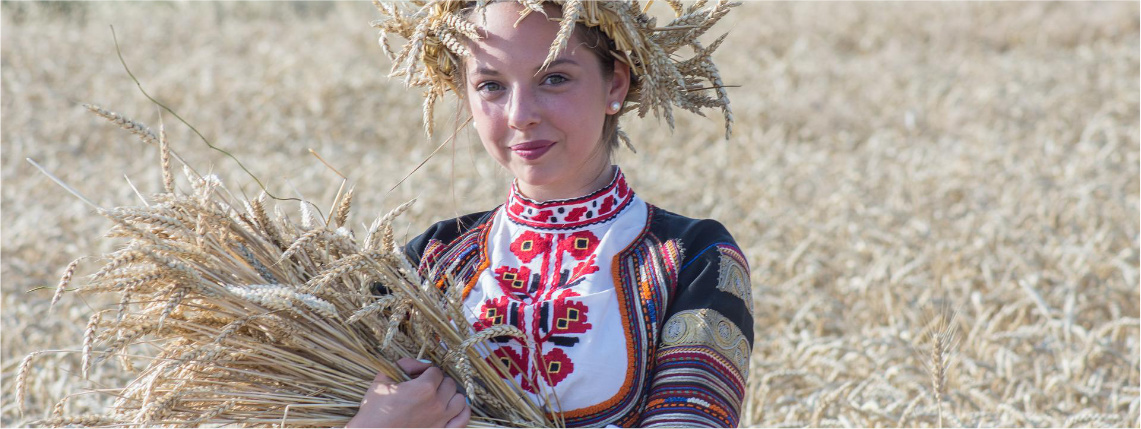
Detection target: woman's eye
<box><xmin>543</xmin><ymin>74</ymin><xmax>568</xmax><ymax>85</ymax></box>
<box><xmin>477</xmin><ymin>82</ymin><xmax>503</xmax><ymax>93</ymax></box>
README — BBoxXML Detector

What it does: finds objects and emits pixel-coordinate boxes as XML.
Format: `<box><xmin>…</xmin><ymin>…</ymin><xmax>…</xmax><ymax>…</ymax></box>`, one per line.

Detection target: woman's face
<box><xmin>463</xmin><ymin>2</ymin><xmax>629</xmax><ymax>201</ymax></box>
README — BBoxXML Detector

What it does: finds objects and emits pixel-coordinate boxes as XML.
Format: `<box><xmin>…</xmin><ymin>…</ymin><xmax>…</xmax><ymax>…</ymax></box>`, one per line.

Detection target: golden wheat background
<box><xmin>2</xmin><ymin>2</ymin><xmax>1138</xmax><ymax>427</ymax></box>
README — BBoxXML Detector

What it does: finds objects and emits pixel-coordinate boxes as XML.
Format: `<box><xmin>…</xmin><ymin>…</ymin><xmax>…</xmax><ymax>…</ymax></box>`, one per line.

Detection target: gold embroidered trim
<box><xmin>660</xmin><ymin>308</ymin><xmax>750</xmax><ymax>378</ymax></box>
<box><xmin>716</xmin><ymin>245</ymin><xmax>752</xmax><ymax>313</ymax></box>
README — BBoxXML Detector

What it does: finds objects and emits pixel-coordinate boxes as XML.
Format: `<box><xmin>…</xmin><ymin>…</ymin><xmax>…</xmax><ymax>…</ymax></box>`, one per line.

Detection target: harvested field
<box><xmin>2</xmin><ymin>2</ymin><xmax>1138</xmax><ymax>427</ymax></box>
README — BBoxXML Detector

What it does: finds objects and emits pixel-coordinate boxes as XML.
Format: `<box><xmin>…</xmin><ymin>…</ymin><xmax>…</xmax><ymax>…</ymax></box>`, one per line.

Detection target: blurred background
<box><xmin>3</xmin><ymin>2</ymin><xmax>1138</xmax><ymax>426</ymax></box>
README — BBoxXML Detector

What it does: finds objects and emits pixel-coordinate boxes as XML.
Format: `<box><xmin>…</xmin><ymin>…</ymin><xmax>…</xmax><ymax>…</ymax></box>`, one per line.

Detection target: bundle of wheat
<box><xmin>18</xmin><ymin>105</ymin><xmax>556</xmax><ymax>428</ymax></box>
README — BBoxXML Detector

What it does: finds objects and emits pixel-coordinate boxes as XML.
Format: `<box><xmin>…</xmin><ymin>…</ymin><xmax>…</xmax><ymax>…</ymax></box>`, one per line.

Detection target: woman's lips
<box><xmin>510</xmin><ymin>140</ymin><xmax>556</xmax><ymax>160</ymax></box>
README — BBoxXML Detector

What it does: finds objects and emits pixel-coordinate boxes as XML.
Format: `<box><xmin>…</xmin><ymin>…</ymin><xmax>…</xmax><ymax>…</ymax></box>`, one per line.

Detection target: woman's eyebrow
<box><xmin>474</xmin><ymin>66</ymin><xmax>500</xmax><ymax>76</ymax></box>
<box><xmin>472</xmin><ymin>58</ymin><xmax>580</xmax><ymax>77</ymax></box>
<box><xmin>537</xmin><ymin>58</ymin><xmax>579</xmax><ymax>72</ymax></box>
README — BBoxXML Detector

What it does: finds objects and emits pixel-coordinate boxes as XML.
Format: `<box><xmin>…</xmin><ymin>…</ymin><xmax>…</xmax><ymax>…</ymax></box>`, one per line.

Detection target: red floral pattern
<box><xmin>468</xmin><ymin>169</ymin><xmax>643</xmax><ymax>403</ymax></box>
<box><xmin>486</xmin><ymin>346</ymin><xmax>579</xmax><ymax>394</ymax></box>
<box><xmin>475</xmin><ymin>228</ymin><xmax>608</xmax><ymax>393</ymax></box>
<box><xmin>538</xmin><ymin>348</ymin><xmax>575</xmax><ymax>387</ymax></box>
<box><xmin>509</xmin><ymin>230</ymin><xmax>550</xmax><ymax>263</ymax></box>
<box><xmin>569</xmin><ymin>255</ymin><xmax>600</xmax><ymax>281</ymax></box>
<box><xmin>505</xmin><ymin>168</ymin><xmax>635</xmax><ymax>230</ymax></box>
<box><xmin>551</xmin><ymin>290</ymin><xmax>592</xmax><ymax>335</ymax></box>
<box><xmin>489</xmin><ymin>347</ymin><xmax>528</xmax><ymax>380</ymax></box>
<box><xmin>565</xmin><ymin>206</ymin><xmax>588</xmax><ymax>222</ymax></box>
<box><xmin>473</xmin><ymin>296</ymin><xmax>511</xmax><ymax>331</ymax></box>
<box><xmin>493</xmin><ymin>265</ymin><xmax>531</xmax><ymax>295</ymax></box>
<box><xmin>557</xmin><ymin>230</ymin><xmax>600</xmax><ymax>260</ymax></box>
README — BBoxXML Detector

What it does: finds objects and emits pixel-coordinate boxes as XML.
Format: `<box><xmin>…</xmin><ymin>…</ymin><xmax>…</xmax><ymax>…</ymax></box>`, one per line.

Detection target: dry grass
<box><xmin>2</xmin><ymin>2</ymin><xmax>1138</xmax><ymax>427</ymax></box>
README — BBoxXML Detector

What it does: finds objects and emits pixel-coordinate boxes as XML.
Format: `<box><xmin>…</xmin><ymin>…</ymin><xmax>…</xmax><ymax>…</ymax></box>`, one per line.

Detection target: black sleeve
<box><xmin>368</xmin><ymin>210</ymin><xmax>493</xmax><ymax>296</ymax></box>
<box><xmin>402</xmin><ymin>220</ymin><xmax>442</xmax><ymax>269</ymax></box>
<box><xmin>639</xmin><ymin>219</ymin><xmax>754</xmax><ymax>427</ymax></box>
<box><xmin>403</xmin><ymin>210</ymin><xmax>495</xmax><ymax>268</ymax></box>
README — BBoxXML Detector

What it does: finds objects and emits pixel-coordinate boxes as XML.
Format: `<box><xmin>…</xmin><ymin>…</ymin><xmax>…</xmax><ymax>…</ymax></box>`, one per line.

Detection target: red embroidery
<box><xmin>504</xmin><ymin>169</ymin><xmax>635</xmax><ymax>230</ymax></box>
<box><xmin>565</xmin><ymin>206</ymin><xmax>587</xmax><ymax>222</ymax></box>
<box><xmin>551</xmin><ymin>291</ymin><xmax>591</xmax><ymax>335</ymax></box>
<box><xmin>539</xmin><ymin>348</ymin><xmax>575</xmax><ymax>387</ymax></box>
<box><xmin>487</xmin><ymin>346</ymin><xmax>577</xmax><ymax>393</ymax></box>
<box><xmin>569</xmin><ymin>255</ymin><xmax>600</xmax><ymax>281</ymax></box>
<box><xmin>477</xmin><ymin>222</ymin><xmax>611</xmax><ymax>395</ymax></box>
<box><xmin>600</xmin><ymin>196</ymin><xmax>615</xmax><ymax>214</ymax></box>
<box><xmin>493</xmin><ymin>265</ymin><xmax>531</xmax><ymax>295</ymax></box>
<box><xmin>489</xmin><ymin>346</ymin><xmax>528</xmax><ymax>379</ymax></box>
<box><xmin>510</xmin><ymin>230</ymin><xmax>550</xmax><ymax>263</ymax></box>
<box><xmin>473</xmin><ymin>296</ymin><xmax>511</xmax><ymax>331</ymax></box>
<box><xmin>557</xmin><ymin>230</ymin><xmax>600</xmax><ymax>260</ymax></box>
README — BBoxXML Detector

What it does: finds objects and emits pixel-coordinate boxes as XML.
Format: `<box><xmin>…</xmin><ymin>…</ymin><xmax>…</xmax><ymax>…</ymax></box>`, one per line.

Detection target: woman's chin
<box><xmin>511</xmin><ymin>166</ymin><xmax>567</xmax><ymax>195</ymax></box>
<box><xmin>515</xmin><ymin>170</ymin><xmax>558</xmax><ymax>189</ymax></box>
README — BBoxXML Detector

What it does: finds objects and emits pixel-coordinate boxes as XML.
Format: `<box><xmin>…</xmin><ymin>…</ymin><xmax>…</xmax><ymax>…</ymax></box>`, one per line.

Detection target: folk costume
<box><xmin>404</xmin><ymin>168</ymin><xmax>752</xmax><ymax>427</ymax></box>
<box><xmin>371</xmin><ymin>0</ymin><xmax>750</xmax><ymax>426</ymax></box>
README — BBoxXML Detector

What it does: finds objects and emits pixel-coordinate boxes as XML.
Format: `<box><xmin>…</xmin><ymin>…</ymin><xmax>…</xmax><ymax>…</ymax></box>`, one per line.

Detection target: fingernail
<box><xmin>416</xmin><ymin>359</ymin><xmax>432</xmax><ymax>364</ymax></box>
<box><xmin>465</xmin><ymin>396</ymin><xmax>471</xmax><ymax>406</ymax></box>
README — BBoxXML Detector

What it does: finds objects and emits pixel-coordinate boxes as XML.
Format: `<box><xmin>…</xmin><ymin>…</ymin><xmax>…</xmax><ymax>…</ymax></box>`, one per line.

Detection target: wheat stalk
<box><xmin>927</xmin><ymin>308</ymin><xmax>959</xmax><ymax>428</ymax></box>
<box><xmin>49</xmin><ymin>258</ymin><xmax>82</xmax><ymax>312</ymax></box>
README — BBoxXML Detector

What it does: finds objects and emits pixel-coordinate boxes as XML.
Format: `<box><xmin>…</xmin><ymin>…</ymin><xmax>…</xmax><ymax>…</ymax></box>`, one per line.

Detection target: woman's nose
<box><xmin>506</xmin><ymin>86</ymin><xmax>541</xmax><ymax>130</ymax></box>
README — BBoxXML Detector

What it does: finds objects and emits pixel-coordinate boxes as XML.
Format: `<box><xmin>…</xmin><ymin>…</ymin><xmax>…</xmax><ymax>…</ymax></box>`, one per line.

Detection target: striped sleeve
<box><xmin>638</xmin><ymin>237</ymin><xmax>754</xmax><ymax>428</ymax></box>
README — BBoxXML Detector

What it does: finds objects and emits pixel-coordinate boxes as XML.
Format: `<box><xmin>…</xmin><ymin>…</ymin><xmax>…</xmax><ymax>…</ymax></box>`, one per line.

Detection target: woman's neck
<box><xmin>516</xmin><ymin>164</ymin><xmax>615</xmax><ymax>202</ymax></box>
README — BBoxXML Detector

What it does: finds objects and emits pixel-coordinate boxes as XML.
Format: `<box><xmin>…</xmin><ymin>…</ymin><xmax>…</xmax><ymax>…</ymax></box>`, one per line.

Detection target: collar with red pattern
<box><xmin>505</xmin><ymin>168</ymin><xmax>635</xmax><ymax>230</ymax></box>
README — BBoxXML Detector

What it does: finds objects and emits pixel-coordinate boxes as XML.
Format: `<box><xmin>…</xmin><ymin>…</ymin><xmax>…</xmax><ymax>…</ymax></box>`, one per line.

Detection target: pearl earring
<box><xmin>609</xmin><ymin>101</ymin><xmax>621</xmax><ymax>113</ymax></box>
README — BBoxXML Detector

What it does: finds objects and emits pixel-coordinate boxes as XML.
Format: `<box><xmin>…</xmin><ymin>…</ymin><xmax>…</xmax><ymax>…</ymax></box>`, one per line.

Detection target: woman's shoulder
<box><xmin>646</xmin><ymin>205</ymin><xmax>743</xmax><ymax>263</ymax></box>
<box><xmin>418</xmin><ymin>209</ymin><xmax>497</xmax><ymax>240</ymax></box>
<box><xmin>645</xmin><ymin>204</ymin><xmax>754</xmax><ymax>347</ymax></box>
<box><xmin>404</xmin><ymin>208</ymin><xmax>498</xmax><ymax>266</ymax></box>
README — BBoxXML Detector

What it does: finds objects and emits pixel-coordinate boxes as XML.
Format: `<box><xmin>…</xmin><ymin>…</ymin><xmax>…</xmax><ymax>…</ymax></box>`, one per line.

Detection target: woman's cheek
<box><xmin>554</xmin><ymin>90</ymin><xmax>596</xmax><ymax>125</ymax></box>
<box><xmin>472</xmin><ymin>100</ymin><xmax>497</xmax><ymax>133</ymax></box>
<box><xmin>474</xmin><ymin>107</ymin><xmax>511</xmax><ymax>164</ymax></box>
<box><xmin>483</xmin><ymin>110</ymin><xmax>508</xmax><ymax>143</ymax></box>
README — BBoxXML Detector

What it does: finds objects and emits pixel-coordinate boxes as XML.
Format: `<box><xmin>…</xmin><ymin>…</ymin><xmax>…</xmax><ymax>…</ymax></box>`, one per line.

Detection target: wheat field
<box><xmin>2</xmin><ymin>2</ymin><xmax>1138</xmax><ymax>427</ymax></box>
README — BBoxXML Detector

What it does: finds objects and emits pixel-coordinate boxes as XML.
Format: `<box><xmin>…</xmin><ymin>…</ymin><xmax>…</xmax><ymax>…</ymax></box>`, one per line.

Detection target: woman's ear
<box><xmin>608</xmin><ymin>60</ymin><xmax>632</xmax><ymax>107</ymax></box>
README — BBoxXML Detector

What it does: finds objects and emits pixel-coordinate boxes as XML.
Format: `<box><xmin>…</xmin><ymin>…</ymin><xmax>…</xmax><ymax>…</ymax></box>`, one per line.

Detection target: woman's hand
<box><xmin>347</xmin><ymin>358</ymin><xmax>471</xmax><ymax>428</ymax></box>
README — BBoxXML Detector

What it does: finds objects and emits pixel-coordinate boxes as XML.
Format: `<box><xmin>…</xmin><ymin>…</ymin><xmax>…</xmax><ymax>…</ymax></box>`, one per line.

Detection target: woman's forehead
<box><xmin>471</xmin><ymin>2</ymin><xmax>560</xmax><ymax>48</ymax></box>
<box><xmin>469</xmin><ymin>1</ymin><xmax>560</xmax><ymax>32</ymax></box>
<box><xmin>466</xmin><ymin>2</ymin><xmax>585</xmax><ymax>74</ymax></box>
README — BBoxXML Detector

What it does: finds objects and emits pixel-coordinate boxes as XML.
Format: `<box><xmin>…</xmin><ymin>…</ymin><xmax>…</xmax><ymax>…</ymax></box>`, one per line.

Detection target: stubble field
<box><xmin>2</xmin><ymin>2</ymin><xmax>1138</xmax><ymax>427</ymax></box>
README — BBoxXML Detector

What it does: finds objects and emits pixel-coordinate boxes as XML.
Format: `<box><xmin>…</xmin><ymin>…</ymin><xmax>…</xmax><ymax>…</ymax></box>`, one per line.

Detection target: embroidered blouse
<box><xmin>403</xmin><ymin>168</ymin><xmax>754</xmax><ymax>427</ymax></box>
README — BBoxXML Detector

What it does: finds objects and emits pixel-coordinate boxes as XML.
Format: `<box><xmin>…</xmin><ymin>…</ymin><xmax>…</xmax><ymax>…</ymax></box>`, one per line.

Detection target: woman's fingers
<box><xmin>444</xmin><ymin>391</ymin><xmax>466</xmax><ymax>414</ymax></box>
<box><xmin>444</xmin><ymin>396</ymin><xmax>471</xmax><ymax>428</ymax></box>
<box><xmin>350</xmin><ymin>366</ymin><xmax>468</xmax><ymax>428</ymax></box>
<box><xmin>364</xmin><ymin>371</ymin><xmax>395</xmax><ymax>398</ymax></box>
<box><xmin>436</xmin><ymin>375</ymin><xmax>458</xmax><ymax>402</ymax></box>
<box><xmin>412</xmin><ymin>366</ymin><xmax>445</xmax><ymax>393</ymax></box>
<box><xmin>395</xmin><ymin>357</ymin><xmax>432</xmax><ymax>377</ymax></box>
<box><xmin>348</xmin><ymin>370</ymin><xmax>399</xmax><ymax>427</ymax></box>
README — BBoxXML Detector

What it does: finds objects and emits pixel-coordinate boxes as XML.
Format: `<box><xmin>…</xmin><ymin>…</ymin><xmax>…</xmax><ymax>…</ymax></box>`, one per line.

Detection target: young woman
<box><xmin>350</xmin><ymin>1</ymin><xmax>752</xmax><ymax>427</ymax></box>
